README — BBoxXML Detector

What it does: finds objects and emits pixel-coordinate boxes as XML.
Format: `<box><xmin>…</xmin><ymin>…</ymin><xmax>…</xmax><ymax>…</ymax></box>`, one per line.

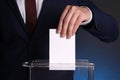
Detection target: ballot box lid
<box><xmin>22</xmin><ymin>59</ymin><xmax>94</xmax><ymax>70</ymax></box>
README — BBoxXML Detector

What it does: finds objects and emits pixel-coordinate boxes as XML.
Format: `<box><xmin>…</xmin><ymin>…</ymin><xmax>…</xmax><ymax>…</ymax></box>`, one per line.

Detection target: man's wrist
<box><xmin>81</xmin><ymin>7</ymin><xmax>93</xmax><ymax>25</ymax></box>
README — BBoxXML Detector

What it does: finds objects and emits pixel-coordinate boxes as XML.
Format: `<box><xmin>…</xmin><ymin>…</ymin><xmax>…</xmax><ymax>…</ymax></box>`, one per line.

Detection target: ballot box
<box><xmin>22</xmin><ymin>59</ymin><xmax>94</xmax><ymax>80</ymax></box>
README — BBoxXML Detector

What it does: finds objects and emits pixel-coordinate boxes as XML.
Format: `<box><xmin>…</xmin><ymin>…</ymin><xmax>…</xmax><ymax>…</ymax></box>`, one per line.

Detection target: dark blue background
<box><xmin>75</xmin><ymin>0</ymin><xmax>120</xmax><ymax>80</ymax></box>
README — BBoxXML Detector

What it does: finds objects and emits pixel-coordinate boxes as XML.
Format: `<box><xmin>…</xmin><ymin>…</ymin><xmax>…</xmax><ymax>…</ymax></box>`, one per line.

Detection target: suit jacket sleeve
<box><xmin>78</xmin><ymin>0</ymin><xmax>119</xmax><ymax>42</ymax></box>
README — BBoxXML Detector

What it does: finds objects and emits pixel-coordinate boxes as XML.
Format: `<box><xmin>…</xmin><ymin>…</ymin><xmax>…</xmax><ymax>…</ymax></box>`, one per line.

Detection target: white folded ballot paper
<box><xmin>49</xmin><ymin>29</ymin><xmax>75</xmax><ymax>70</ymax></box>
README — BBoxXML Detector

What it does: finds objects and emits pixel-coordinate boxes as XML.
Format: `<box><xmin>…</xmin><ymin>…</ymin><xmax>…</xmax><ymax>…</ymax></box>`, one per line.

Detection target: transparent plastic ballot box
<box><xmin>22</xmin><ymin>59</ymin><xmax>94</xmax><ymax>80</ymax></box>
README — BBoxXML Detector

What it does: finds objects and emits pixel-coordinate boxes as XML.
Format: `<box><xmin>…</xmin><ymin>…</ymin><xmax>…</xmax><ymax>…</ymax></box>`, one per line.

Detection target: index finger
<box><xmin>57</xmin><ymin>5</ymin><xmax>71</xmax><ymax>34</ymax></box>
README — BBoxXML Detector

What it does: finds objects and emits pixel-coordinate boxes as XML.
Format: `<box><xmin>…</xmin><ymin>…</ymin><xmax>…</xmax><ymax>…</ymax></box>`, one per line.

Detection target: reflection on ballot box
<box><xmin>22</xmin><ymin>59</ymin><xmax>94</xmax><ymax>80</ymax></box>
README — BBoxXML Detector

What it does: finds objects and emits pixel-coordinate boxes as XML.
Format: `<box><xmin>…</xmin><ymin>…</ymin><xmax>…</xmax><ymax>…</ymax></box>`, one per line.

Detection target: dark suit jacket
<box><xmin>0</xmin><ymin>0</ymin><xmax>118</xmax><ymax>80</ymax></box>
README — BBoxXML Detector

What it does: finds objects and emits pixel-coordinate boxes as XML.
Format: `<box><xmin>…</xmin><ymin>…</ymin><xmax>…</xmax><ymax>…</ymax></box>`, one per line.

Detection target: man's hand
<box><xmin>56</xmin><ymin>5</ymin><xmax>91</xmax><ymax>39</ymax></box>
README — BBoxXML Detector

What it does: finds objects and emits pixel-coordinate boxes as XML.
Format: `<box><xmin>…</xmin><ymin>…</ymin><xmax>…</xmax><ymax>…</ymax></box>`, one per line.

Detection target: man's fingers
<box><xmin>72</xmin><ymin>15</ymin><xmax>83</xmax><ymax>35</ymax></box>
<box><xmin>57</xmin><ymin>5</ymin><xmax>90</xmax><ymax>39</ymax></box>
<box><xmin>57</xmin><ymin>5</ymin><xmax>71</xmax><ymax>34</ymax></box>
<box><xmin>60</xmin><ymin>6</ymin><xmax>75</xmax><ymax>37</ymax></box>
<box><xmin>67</xmin><ymin>10</ymin><xmax>80</xmax><ymax>39</ymax></box>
